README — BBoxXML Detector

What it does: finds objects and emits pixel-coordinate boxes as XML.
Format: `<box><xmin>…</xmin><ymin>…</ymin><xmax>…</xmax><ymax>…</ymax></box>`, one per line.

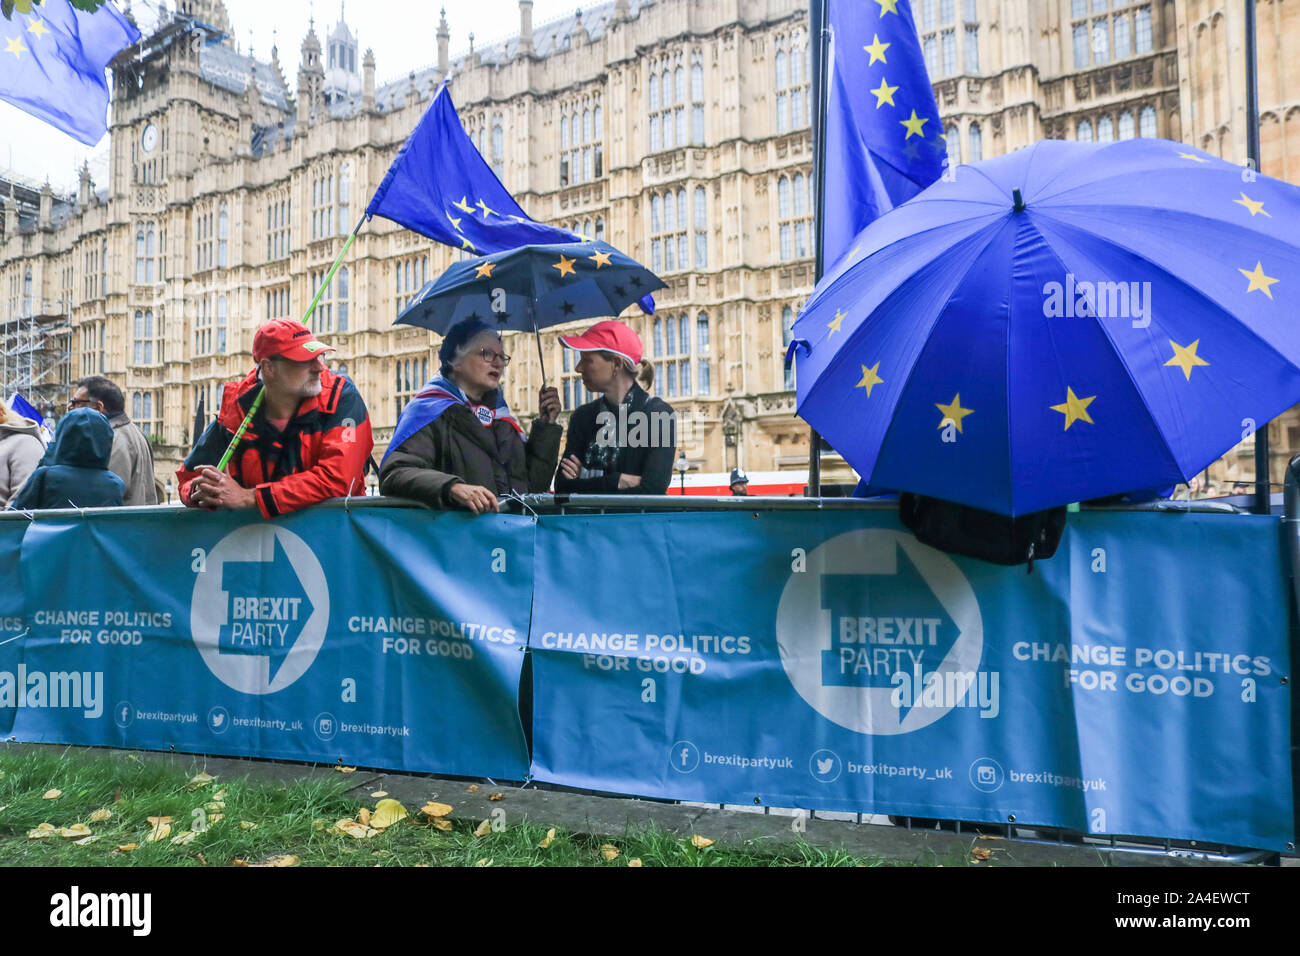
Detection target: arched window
<box><xmin>491</xmin><ymin>116</ymin><xmax>504</xmax><ymax>178</ymax></box>
<box><xmin>1139</xmin><ymin>105</ymin><xmax>1157</xmax><ymax>138</ymax></box>
<box><xmin>778</xmin><ymin>176</ymin><xmax>792</xmax><ymax>218</ymax></box>
<box><xmin>1118</xmin><ymin>110</ymin><xmax>1135</xmax><ymax>140</ymax></box>
<box><xmin>561</xmin><ymin>112</ymin><xmax>569</xmax><ymax>150</ymax></box>
<box><xmin>968</xmin><ymin>122</ymin><xmax>982</xmax><ymax>162</ymax></box>
<box><xmin>135</xmin><ymin>227</ymin><xmax>145</xmax><ymax>283</ymax></box>
<box><xmin>217</xmin><ymin>203</ymin><xmax>228</xmax><ymax>267</ymax></box>
<box><xmin>782</xmin><ymin>307</ymin><xmax>795</xmax><ymax>389</ymax></box>
<box><xmin>690</xmin><ymin>52</ymin><xmax>705</xmax><ymax>145</ymax></box>
<box><xmin>216</xmin><ymin>296</ymin><xmax>226</xmax><ymax>354</ymax></box>
<box><xmin>1097</xmin><ymin>114</ymin><xmax>1115</xmax><ymax>142</ymax></box>
<box><xmin>583</xmin><ymin>108</ymin><xmax>591</xmax><ymax>143</ymax></box>
<box><xmin>338</xmin><ymin>163</ymin><xmax>351</xmax><ymax>233</ymax></box>
<box><xmin>946</xmin><ymin>125</ymin><xmax>961</xmax><ymax>166</ymax></box>
<box><xmin>775</xmin><ymin>50</ymin><xmax>789</xmax><ymax>132</ymax></box>
<box><xmin>674</xmin><ymin>66</ymin><xmax>685</xmax><ymax>104</ymax></box>
<box><xmin>133</xmin><ymin>392</ymin><xmax>141</xmax><ymax>419</ymax></box>
<box><xmin>1077</xmin><ymin>119</ymin><xmax>1093</xmax><ymax>142</ymax></box>
<box><xmin>593</xmin><ymin>105</ymin><xmax>602</xmax><ymax>139</ymax></box>
<box><xmin>338</xmin><ymin>266</ymin><xmax>349</xmax><ymax>332</ymax></box>
<box><xmin>693</xmin><ymin>186</ymin><xmax>707</xmax><ymax>269</ymax></box>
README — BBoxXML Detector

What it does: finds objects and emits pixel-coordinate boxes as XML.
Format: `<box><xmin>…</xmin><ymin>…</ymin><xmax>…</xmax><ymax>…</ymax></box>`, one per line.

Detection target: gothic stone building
<box><xmin>1</xmin><ymin>0</ymin><xmax>1297</xmax><ymax>494</ymax></box>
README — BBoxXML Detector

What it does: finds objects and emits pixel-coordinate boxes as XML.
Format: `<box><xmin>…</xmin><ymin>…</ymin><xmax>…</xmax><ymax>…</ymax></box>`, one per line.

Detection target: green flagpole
<box><xmin>215</xmin><ymin>214</ymin><xmax>368</xmax><ymax>471</ymax></box>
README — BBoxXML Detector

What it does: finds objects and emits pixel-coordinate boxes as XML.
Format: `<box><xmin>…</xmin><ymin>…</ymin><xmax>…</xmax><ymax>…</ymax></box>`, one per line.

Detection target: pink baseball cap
<box><xmin>559</xmin><ymin>320</ymin><xmax>643</xmax><ymax>367</ymax></box>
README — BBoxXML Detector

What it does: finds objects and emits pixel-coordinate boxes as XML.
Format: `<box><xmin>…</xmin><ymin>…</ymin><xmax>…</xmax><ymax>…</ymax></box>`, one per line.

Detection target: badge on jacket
<box><xmin>474</xmin><ymin>405</ymin><xmax>493</xmax><ymax>426</ymax></box>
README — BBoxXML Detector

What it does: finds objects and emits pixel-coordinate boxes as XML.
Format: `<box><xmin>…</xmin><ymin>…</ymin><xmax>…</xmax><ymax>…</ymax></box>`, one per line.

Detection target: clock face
<box><xmin>141</xmin><ymin>124</ymin><xmax>159</xmax><ymax>154</ymax></box>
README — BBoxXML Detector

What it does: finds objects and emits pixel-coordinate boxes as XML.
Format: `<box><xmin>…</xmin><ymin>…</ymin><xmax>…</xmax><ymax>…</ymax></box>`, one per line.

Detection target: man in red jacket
<box><xmin>178</xmin><ymin>319</ymin><xmax>374</xmax><ymax>518</ymax></box>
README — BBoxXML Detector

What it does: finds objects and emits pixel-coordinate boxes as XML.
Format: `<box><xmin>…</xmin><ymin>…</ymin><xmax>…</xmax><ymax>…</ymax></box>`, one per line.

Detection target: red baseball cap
<box><xmin>252</xmin><ymin>319</ymin><xmax>336</xmax><ymax>363</ymax></box>
<box><xmin>559</xmin><ymin>320</ymin><xmax>643</xmax><ymax>366</ymax></box>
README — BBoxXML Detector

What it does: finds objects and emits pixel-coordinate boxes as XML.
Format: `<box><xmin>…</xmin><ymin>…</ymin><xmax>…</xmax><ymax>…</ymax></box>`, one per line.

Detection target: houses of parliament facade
<box><xmin>1</xmin><ymin>0</ymin><xmax>1298</xmax><ymax>492</ymax></box>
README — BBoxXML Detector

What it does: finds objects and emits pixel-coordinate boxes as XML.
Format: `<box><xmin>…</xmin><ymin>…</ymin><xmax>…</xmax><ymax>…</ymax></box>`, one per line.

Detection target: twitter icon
<box><xmin>809</xmin><ymin>749</ymin><xmax>842</xmax><ymax>784</ymax></box>
<box><xmin>207</xmin><ymin>706</ymin><xmax>230</xmax><ymax>735</ymax></box>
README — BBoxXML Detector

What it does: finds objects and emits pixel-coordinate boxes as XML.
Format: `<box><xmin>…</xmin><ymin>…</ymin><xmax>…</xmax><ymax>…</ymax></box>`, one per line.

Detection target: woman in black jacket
<box><xmin>379</xmin><ymin>318</ymin><xmax>561</xmax><ymax>514</ymax></box>
<box><xmin>555</xmin><ymin>320</ymin><xmax>676</xmax><ymax>495</ymax></box>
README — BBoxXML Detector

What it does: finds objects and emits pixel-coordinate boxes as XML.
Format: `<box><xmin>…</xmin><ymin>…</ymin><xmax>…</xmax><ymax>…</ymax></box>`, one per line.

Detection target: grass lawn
<box><xmin>0</xmin><ymin>747</ymin><xmax>915</xmax><ymax>867</ymax></box>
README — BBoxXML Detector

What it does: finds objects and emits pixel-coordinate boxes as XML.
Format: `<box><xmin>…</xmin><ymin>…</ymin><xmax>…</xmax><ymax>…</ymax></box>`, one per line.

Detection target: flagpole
<box><xmin>806</xmin><ymin>0</ymin><xmax>830</xmax><ymax>497</ymax></box>
<box><xmin>215</xmin><ymin>214</ymin><xmax>367</xmax><ymax>471</ymax></box>
<box><xmin>1245</xmin><ymin>0</ymin><xmax>1269</xmax><ymax>515</ymax></box>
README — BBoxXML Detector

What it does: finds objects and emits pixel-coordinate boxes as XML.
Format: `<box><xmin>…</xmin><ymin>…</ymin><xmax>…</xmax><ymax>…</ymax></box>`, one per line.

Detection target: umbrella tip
<box><xmin>1012</xmin><ymin>188</ymin><xmax>1026</xmax><ymax>213</ymax></box>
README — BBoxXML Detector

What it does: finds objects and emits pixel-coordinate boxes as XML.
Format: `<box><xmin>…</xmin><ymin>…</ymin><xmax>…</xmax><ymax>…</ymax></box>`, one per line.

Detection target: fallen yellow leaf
<box><xmin>600</xmin><ymin>843</ymin><xmax>620</xmax><ymax>861</ymax></box>
<box><xmin>253</xmin><ymin>854</ymin><xmax>300</xmax><ymax>867</ymax></box>
<box><xmin>357</xmin><ymin>807</ymin><xmax>371</xmax><ymax>826</ymax></box>
<box><xmin>42</xmin><ymin>789</ymin><xmax>61</xmax><ymax>800</ymax></box>
<box><xmin>115</xmin><ymin>843</ymin><xmax>138</xmax><ymax>853</ymax></box>
<box><xmin>431</xmin><ymin>819</ymin><xmax>453</xmax><ymax>832</ymax></box>
<box><xmin>231</xmin><ymin>859</ymin><xmax>249</xmax><ymax>867</ymax></box>
<box><xmin>146</xmin><ymin>821</ymin><xmax>171</xmax><ymax>843</ymax></box>
<box><xmin>27</xmin><ymin>823</ymin><xmax>57</xmax><ymax>839</ymax></box>
<box><xmin>474</xmin><ymin>819</ymin><xmax>491</xmax><ymax>838</ymax></box>
<box><xmin>240</xmin><ymin>821</ymin><xmax>258</xmax><ymax>830</ymax></box>
<box><xmin>73</xmin><ymin>835</ymin><xmax>100</xmax><ymax>846</ymax></box>
<box><xmin>370</xmin><ymin>791</ymin><xmax>389</xmax><ymax>798</ymax></box>
<box><xmin>690</xmin><ymin>835</ymin><xmax>714</xmax><ymax>848</ymax></box>
<box><xmin>371</xmin><ymin>798</ymin><xmax>409</xmax><ymax>830</ymax></box>
<box><xmin>539</xmin><ymin>827</ymin><xmax>556</xmax><ymax>849</ymax></box>
<box><xmin>475</xmin><ymin>857</ymin><xmax>493</xmax><ymax>867</ymax></box>
<box><xmin>59</xmin><ymin>824</ymin><xmax>93</xmax><ymax>839</ymax></box>
<box><xmin>146</xmin><ymin>816</ymin><xmax>173</xmax><ymax>825</ymax></box>
<box><xmin>204</xmin><ymin>801</ymin><xmax>225</xmax><ymax>812</ymax></box>
<box><xmin>335</xmin><ymin>766</ymin><xmax>357</xmax><ymax>774</ymax></box>
<box><xmin>421</xmin><ymin>801</ymin><xmax>454</xmax><ymax>819</ymax></box>
<box><xmin>185</xmin><ymin>772</ymin><xmax>217</xmax><ymax>790</ymax></box>
<box><xmin>331</xmin><ymin>819</ymin><xmax>380</xmax><ymax>839</ymax></box>
<box><xmin>213</xmin><ymin>789</ymin><xmax>227</xmax><ymax>801</ymax></box>
<box><xmin>488</xmin><ymin>792</ymin><xmax>504</xmax><ymax>802</ymax></box>
<box><xmin>466</xmin><ymin>784</ymin><xmax>479</xmax><ymax>792</ymax></box>
<box><xmin>171</xmin><ymin>830</ymin><xmax>197</xmax><ymax>846</ymax></box>
<box><xmin>627</xmin><ymin>858</ymin><xmax>644</xmax><ymax>867</ymax></box>
<box><xmin>209</xmin><ymin>813</ymin><xmax>224</xmax><ymax>824</ymax></box>
<box><xmin>88</xmin><ymin>808</ymin><xmax>112</xmax><ymax>823</ymax></box>
<box><xmin>971</xmin><ymin>847</ymin><xmax>993</xmax><ymax>862</ymax></box>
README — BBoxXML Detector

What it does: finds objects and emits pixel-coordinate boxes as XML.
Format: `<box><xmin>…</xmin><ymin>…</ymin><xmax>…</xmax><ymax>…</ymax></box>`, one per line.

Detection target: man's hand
<box><xmin>189</xmin><ymin>465</ymin><xmax>257</xmax><ymax>511</ymax></box>
<box><xmin>618</xmin><ymin>473</ymin><xmax>642</xmax><ymax>490</ymax></box>
<box><xmin>538</xmin><ymin>386</ymin><xmax>561</xmax><ymax>424</ymax></box>
<box><xmin>448</xmin><ymin>482</ymin><xmax>499</xmax><ymax>515</ymax></box>
<box><xmin>558</xmin><ymin>454</ymin><xmax>582</xmax><ymax>480</ymax></box>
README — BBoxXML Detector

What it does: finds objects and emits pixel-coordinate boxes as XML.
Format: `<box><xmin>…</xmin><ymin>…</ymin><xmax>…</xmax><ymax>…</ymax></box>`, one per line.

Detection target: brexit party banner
<box><xmin>0</xmin><ymin>519</ymin><xmax>26</xmax><ymax>737</ymax></box>
<box><xmin>5</xmin><ymin>507</ymin><xmax>532</xmax><ymax>780</ymax></box>
<box><xmin>528</xmin><ymin>510</ymin><xmax>1293</xmax><ymax>850</ymax></box>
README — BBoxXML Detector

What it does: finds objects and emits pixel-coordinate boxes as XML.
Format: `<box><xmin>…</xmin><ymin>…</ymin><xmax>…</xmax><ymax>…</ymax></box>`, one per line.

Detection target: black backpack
<box><xmin>898</xmin><ymin>492</ymin><xmax>1067</xmax><ymax>572</ymax></box>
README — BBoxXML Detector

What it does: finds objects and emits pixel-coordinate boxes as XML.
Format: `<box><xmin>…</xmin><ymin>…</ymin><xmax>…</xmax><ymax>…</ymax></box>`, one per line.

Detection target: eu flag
<box><xmin>0</xmin><ymin>0</ymin><xmax>140</xmax><ymax>146</ymax></box>
<box><xmin>367</xmin><ymin>84</ymin><xmax>580</xmax><ymax>255</ymax></box>
<box><xmin>821</xmin><ymin>0</ymin><xmax>945</xmax><ymax>267</ymax></box>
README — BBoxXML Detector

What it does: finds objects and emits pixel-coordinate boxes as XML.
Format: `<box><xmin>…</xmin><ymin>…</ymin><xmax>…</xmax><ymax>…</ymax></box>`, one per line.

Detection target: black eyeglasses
<box><xmin>476</xmin><ymin>349</ymin><xmax>511</xmax><ymax>366</ymax></box>
<box><xmin>68</xmin><ymin>397</ymin><xmax>101</xmax><ymax>409</ymax></box>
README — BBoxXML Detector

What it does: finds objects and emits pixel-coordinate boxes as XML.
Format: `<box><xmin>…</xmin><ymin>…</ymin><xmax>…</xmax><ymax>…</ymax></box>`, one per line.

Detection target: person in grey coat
<box><xmin>0</xmin><ymin>403</ymin><xmax>46</xmax><ymax>508</ymax></box>
<box><xmin>379</xmin><ymin>318</ymin><xmax>562</xmax><ymax>514</ymax></box>
<box><xmin>70</xmin><ymin>376</ymin><xmax>159</xmax><ymax>506</ymax></box>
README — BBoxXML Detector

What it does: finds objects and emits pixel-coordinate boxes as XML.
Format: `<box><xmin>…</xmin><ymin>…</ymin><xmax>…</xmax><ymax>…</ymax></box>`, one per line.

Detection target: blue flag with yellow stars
<box><xmin>368</xmin><ymin>84</ymin><xmax>581</xmax><ymax>255</ymax></box>
<box><xmin>0</xmin><ymin>0</ymin><xmax>140</xmax><ymax>147</ymax></box>
<box><xmin>822</xmin><ymin>0</ymin><xmax>946</xmax><ymax>267</ymax></box>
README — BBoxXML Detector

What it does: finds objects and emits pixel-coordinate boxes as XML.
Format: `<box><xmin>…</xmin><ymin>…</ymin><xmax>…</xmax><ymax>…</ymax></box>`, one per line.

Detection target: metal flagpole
<box><xmin>215</xmin><ymin>214</ymin><xmax>367</xmax><ymax>470</ymax></box>
<box><xmin>806</xmin><ymin>0</ymin><xmax>831</xmax><ymax>497</ymax></box>
<box><xmin>1245</xmin><ymin>0</ymin><xmax>1269</xmax><ymax>515</ymax></box>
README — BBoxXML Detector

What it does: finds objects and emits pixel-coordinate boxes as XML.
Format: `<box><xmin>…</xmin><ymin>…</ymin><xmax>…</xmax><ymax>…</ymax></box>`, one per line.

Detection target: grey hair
<box><xmin>442</xmin><ymin>329</ymin><xmax>502</xmax><ymax>375</ymax></box>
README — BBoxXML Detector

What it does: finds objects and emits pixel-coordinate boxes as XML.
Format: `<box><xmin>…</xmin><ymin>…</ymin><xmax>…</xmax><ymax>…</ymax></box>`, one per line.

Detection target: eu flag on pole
<box><xmin>0</xmin><ymin>0</ymin><xmax>140</xmax><ymax>147</ymax></box>
<box><xmin>821</xmin><ymin>0</ymin><xmax>945</xmax><ymax>267</ymax></box>
<box><xmin>367</xmin><ymin>84</ymin><xmax>581</xmax><ymax>255</ymax></box>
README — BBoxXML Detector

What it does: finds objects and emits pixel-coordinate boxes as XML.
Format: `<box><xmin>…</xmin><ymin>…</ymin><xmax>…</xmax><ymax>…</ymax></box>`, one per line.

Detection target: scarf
<box><xmin>383</xmin><ymin>374</ymin><xmax>523</xmax><ymax>465</ymax></box>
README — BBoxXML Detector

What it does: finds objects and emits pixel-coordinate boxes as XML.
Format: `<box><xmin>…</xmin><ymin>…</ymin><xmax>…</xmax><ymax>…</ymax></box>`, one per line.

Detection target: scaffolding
<box><xmin>0</xmin><ymin>306</ymin><xmax>72</xmax><ymax>413</ymax></box>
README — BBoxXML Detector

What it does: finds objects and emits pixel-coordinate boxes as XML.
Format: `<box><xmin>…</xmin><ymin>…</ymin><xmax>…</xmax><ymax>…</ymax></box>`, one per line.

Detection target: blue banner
<box><xmin>527</xmin><ymin>510</ymin><xmax>1293</xmax><ymax>850</ymax></box>
<box><xmin>5</xmin><ymin>507</ymin><xmax>531</xmax><ymax>779</ymax></box>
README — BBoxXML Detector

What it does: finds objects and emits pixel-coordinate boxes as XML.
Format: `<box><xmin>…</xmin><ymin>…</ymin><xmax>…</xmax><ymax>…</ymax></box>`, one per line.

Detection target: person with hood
<box><xmin>0</xmin><ymin>403</ymin><xmax>47</xmax><ymax>508</ymax></box>
<box><xmin>379</xmin><ymin>317</ymin><xmax>562</xmax><ymax>514</ymax></box>
<box><xmin>69</xmin><ymin>376</ymin><xmax>159</xmax><ymax>505</ymax></box>
<box><xmin>10</xmin><ymin>408</ymin><xmax>124</xmax><ymax>510</ymax></box>
<box><xmin>554</xmin><ymin>320</ymin><xmax>675</xmax><ymax>495</ymax></box>
<box><xmin>177</xmin><ymin>318</ymin><xmax>373</xmax><ymax>517</ymax></box>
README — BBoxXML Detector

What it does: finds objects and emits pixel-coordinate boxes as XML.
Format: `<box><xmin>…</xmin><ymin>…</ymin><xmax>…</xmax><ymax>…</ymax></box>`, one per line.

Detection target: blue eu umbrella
<box><xmin>793</xmin><ymin>137</ymin><xmax>1300</xmax><ymax>516</ymax></box>
<box><xmin>396</xmin><ymin>240</ymin><xmax>665</xmax><ymax>381</ymax></box>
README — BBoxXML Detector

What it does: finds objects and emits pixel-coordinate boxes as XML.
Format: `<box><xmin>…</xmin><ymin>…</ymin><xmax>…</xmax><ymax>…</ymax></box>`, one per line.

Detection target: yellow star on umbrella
<box><xmin>1051</xmin><ymin>387</ymin><xmax>1095</xmax><ymax>431</ymax></box>
<box><xmin>1239</xmin><ymin>261</ymin><xmax>1279</xmax><ymax>299</ymax></box>
<box><xmin>446</xmin><ymin>211</ymin><xmax>462</xmax><ymax>230</ymax></box>
<box><xmin>827</xmin><ymin>309</ymin><xmax>846</xmax><ymax>335</ymax></box>
<box><xmin>1178</xmin><ymin>151</ymin><xmax>1208</xmax><ymax>163</ymax></box>
<box><xmin>874</xmin><ymin>0</ymin><xmax>899</xmax><ymax>14</ymax></box>
<box><xmin>870</xmin><ymin>78</ymin><xmax>898</xmax><ymax>108</ymax></box>
<box><xmin>453</xmin><ymin>196</ymin><xmax>474</xmax><ymax>213</ymax></box>
<box><xmin>1164</xmin><ymin>339</ymin><xmax>1209</xmax><ymax>381</ymax></box>
<box><xmin>935</xmin><ymin>394</ymin><xmax>974</xmax><ymax>433</ymax></box>
<box><xmin>588</xmin><ymin>249</ymin><xmax>612</xmax><ymax>268</ymax></box>
<box><xmin>27</xmin><ymin>18</ymin><xmax>49</xmax><ymax>40</ymax></box>
<box><xmin>863</xmin><ymin>34</ymin><xmax>890</xmax><ymax>65</ymax></box>
<box><xmin>476</xmin><ymin>198</ymin><xmax>496</xmax><ymax>217</ymax></box>
<box><xmin>5</xmin><ymin>36</ymin><xmax>26</xmax><ymax>57</ymax></box>
<box><xmin>1233</xmin><ymin>193</ymin><xmax>1269</xmax><ymax>217</ymax></box>
<box><xmin>552</xmin><ymin>254</ymin><xmax>577</xmax><ymax>277</ymax></box>
<box><xmin>474</xmin><ymin>261</ymin><xmax>496</xmax><ymax>278</ymax></box>
<box><xmin>900</xmin><ymin>110</ymin><xmax>928</xmax><ymax>140</ymax></box>
<box><xmin>855</xmin><ymin>362</ymin><xmax>884</xmax><ymax>397</ymax></box>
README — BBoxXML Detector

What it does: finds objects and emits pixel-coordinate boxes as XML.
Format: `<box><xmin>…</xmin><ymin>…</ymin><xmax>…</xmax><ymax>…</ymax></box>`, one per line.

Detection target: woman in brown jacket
<box><xmin>378</xmin><ymin>318</ymin><xmax>561</xmax><ymax>514</ymax></box>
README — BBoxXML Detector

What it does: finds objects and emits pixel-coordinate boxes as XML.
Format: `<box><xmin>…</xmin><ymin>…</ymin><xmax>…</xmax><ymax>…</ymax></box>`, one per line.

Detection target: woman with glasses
<box><xmin>379</xmin><ymin>317</ymin><xmax>561</xmax><ymax>514</ymax></box>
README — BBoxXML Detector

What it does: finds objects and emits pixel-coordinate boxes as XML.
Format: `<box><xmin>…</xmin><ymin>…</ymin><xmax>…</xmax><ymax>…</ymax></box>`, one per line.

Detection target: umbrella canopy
<box><xmin>793</xmin><ymin>137</ymin><xmax>1300</xmax><ymax>516</ymax></box>
<box><xmin>396</xmin><ymin>240</ymin><xmax>665</xmax><ymax>336</ymax></box>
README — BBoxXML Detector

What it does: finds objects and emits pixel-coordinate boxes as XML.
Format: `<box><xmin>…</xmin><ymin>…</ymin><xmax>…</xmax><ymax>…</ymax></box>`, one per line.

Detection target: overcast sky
<box><xmin>0</xmin><ymin>0</ymin><xmax>577</xmax><ymax>192</ymax></box>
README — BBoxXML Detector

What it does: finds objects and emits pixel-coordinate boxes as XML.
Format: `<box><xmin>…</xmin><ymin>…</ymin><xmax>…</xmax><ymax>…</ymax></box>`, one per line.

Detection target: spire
<box><xmin>518</xmin><ymin>0</ymin><xmax>534</xmax><ymax>56</ymax></box>
<box><xmin>437</xmin><ymin>8</ymin><xmax>449</xmax><ymax>75</ymax></box>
